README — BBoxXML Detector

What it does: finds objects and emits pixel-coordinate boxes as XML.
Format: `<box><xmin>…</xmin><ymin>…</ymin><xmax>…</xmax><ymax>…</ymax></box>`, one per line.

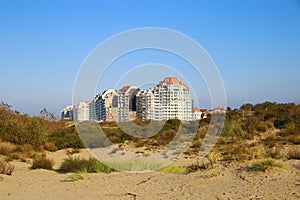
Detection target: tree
<box><xmin>39</xmin><ymin>108</ymin><xmax>56</xmax><ymax>121</ymax></box>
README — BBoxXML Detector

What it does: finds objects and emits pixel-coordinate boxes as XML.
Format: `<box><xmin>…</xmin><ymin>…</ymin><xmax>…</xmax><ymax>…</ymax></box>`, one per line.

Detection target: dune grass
<box><xmin>249</xmin><ymin>158</ymin><xmax>284</xmax><ymax>172</ymax></box>
<box><xmin>63</xmin><ymin>173</ymin><xmax>85</xmax><ymax>182</ymax></box>
<box><xmin>158</xmin><ymin>165</ymin><xmax>186</xmax><ymax>174</ymax></box>
<box><xmin>31</xmin><ymin>156</ymin><xmax>54</xmax><ymax>170</ymax></box>
<box><xmin>0</xmin><ymin>158</ymin><xmax>14</xmax><ymax>175</ymax></box>
<box><xmin>59</xmin><ymin>157</ymin><xmax>113</xmax><ymax>173</ymax></box>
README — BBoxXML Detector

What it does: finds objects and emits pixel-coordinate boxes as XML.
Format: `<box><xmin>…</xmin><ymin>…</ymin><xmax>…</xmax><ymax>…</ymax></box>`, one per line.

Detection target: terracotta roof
<box><xmin>192</xmin><ymin>107</ymin><xmax>201</xmax><ymax>112</ymax></box>
<box><xmin>121</xmin><ymin>86</ymin><xmax>131</xmax><ymax>92</ymax></box>
<box><xmin>157</xmin><ymin>77</ymin><xmax>189</xmax><ymax>90</ymax></box>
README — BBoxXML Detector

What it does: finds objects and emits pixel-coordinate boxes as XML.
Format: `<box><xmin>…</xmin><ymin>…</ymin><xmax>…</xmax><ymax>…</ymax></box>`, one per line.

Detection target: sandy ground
<box><xmin>0</xmin><ymin>149</ymin><xmax>300</xmax><ymax>200</ymax></box>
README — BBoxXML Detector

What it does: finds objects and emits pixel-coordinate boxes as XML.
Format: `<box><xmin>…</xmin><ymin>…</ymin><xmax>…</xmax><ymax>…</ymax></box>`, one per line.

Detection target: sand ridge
<box><xmin>0</xmin><ymin>149</ymin><xmax>299</xmax><ymax>200</ymax></box>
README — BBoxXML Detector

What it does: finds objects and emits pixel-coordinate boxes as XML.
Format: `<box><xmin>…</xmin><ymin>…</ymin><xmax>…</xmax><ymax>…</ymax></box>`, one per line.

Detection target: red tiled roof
<box><xmin>192</xmin><ymin>107</ymin><xmax>201</xmax><ymax>112</ymax></box>
<box><xmin>121</xmin><ymin>86</ymin><xmax>131</xmax><ymax>92</ymax></box>
<box><xmin>157</xmin><ymin>77</ymin><xmax>189</xmax><ymax>90</ymax></box>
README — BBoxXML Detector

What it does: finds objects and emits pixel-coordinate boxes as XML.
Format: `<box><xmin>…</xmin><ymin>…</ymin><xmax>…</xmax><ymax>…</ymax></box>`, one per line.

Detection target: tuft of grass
<box><xmin>0</xmin><ymin>158</ymin><xmax>14</xmax><ymax>175</ymax></box>
<box><xmin>31</xmin><ymin>157</ymin><xmax>54</xmax><ymax>170</ymax></box>
<box><xmin>249</xmin><ymin>158</ymin><xmax>284</xmax><ymax>172</ymax></box>
<box><xmin>186</xmin><ymin>160</ymin><xmax>211</xmax><ymax>173</ymax></box>
<box><xmin>86</xmin><ymin>158</ymin><xmax>113</xmax><ymax>173</ymax></box>
<box><xmin>44</xmin><ymin>142</ymin><xmax>58</xmax><ymax>152</ymax></box>
<box><xmin>66</xmin><ymin>148</ymin><xmax>80</xmax><ymax>156</ymax></box>
<box><xmin>207</xmin><ymin>151</ymin><xmax>220</xmax><ymax>164</ymax></box>
<box><xmin>158</xmin><ymin>165</ymin><xmax>186</xmax><ymax>174</ymax></box>
<box><xmin>59</xmin><ymin>157</ymin><xmax>86</xmax><ymax>173</ymax></box>
<box><xmin>63</xmin><ymin>173</ymin><xmax>85</xmax><ymax>182</ymax></box>
<box><xmin>59</xmin><ymin>157</ymin><xmax>113</xmax><ymax>173</ymax></box>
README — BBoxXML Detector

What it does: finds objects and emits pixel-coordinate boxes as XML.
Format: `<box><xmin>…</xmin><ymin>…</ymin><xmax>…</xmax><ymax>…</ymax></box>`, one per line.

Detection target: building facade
<box><xmin>136</xmin><ymin>77</ymin><xmax>192</xmax><ymax>121</ymax></box>
<box><xmin>136</xmin><ymin>89</ymin><xmax>155</xmax><ymax>120</ymax></box>
<box><xmin>73</xmin><ymin>101</ymin><xmax>90</xmax><ymax>122</ymax></box>
<box><xmin>113</xmin><ymin>86</ymin><xmax>138</xmax><ymax>122</ymax></box>
<box><xmin>91</xmin><ymin>89</ymin><xmax>117</xmax><ymax>122</ymax></box>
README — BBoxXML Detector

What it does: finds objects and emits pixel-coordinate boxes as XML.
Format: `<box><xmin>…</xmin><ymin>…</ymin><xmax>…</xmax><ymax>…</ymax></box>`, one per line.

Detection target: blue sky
<box><xmin>1</xmin><ymin>0</ymin><xmax>300</xmax><ymax>116</ymax></box>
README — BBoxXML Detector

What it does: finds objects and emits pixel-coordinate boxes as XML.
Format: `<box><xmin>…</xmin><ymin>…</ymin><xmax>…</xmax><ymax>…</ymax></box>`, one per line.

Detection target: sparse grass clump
<box><xmin>186</xmin><ymin>159</ymin><xmax>211</xmax><ymax>172</ymax></box>
<box><xmin>248</xmin><ymin>158</ymin><xmax>284</xmax><ymax>172</ymax></box>
<box><xmin>0</xmin><ymin>158</ymin><xmax>14</xmax><ymax>175</ymax></box>
<box><xmin>59</xmin><ymin>157</ymin><xmax>113</xmax><ymax>173</ymax></box>
<box><xmin>63</xmin><ymin>173</ymin><xmax>85</xmax><ymax>182</ymax></box>
<box><xmin>31</xmin><ymin>156</ymin><xmax>54</xmax><ymax>170</ymax></box>
<box><xmin>158</xmin><ymin>165</ymin><xmax>186</xmax><ymax>174</ymax></box>
<box><xmin>207</xmin><ymin>151</ymin><xmax>220</xmax><ymax>164</ymax></box>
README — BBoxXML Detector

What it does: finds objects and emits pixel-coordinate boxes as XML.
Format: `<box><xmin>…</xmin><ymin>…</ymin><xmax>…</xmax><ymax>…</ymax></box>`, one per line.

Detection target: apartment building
<box><xmin>136</xmin><ymin>77</ymin><xmax>192</xmax><ymax>121</ymax></box>
<box><xmin>73</xmin><ymin>101</ymin><xmax>90</xmax><ymax>122</ymax></box>
<box><xmin>113</xmin><ymin>86</ymin><xmax>138</xmax><ymax>122</ymax></box>
<box><xmin>136</xmin><ymin>89</ymin><xmax>155</xmax><ymax>120</ymax></box>
<box><xmin>63</xmin><ymin>77</ymin><xmax>196</xmax><ymax>122</ymax></box>
<box><xmin>91</xmin><ymin>89</ymin><xmax>117</xmax><ymax>122</ymax></box>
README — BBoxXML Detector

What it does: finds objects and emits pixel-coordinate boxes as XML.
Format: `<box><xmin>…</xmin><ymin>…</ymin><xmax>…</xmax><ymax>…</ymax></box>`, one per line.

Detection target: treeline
<box><xmin>0</xmin><ymin>102</ymin><xmax>84</xmax><ymax>152</ymax></box>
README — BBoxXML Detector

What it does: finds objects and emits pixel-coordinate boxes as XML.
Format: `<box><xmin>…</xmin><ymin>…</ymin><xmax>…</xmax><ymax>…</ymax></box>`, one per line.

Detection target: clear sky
<box><xmin>1</xmin><ymin>0</ymin><xmax>300</xmax><ymax>116</ymax></box>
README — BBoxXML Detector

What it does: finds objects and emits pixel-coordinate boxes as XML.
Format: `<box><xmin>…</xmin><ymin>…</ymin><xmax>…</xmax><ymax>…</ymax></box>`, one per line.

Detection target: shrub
<box><xmin>44</xmin><ymin>142</ymin><xmax>58</xmax><ymax>152</ymax></box>
<box><xmin>0</xmin><ymin>158</ymin><xmax>14</xmax><ymax>175</ymax></box>
<box><xmin>256</xmin><ymin>121</ymin><xmax>268</xmax><ymax>132</ymax></box>
<box><xmin>31</xmin><ymin>157</ymin><xmax>54</xmax><ymax>170</ymax></box>
<box><xmin>59</xmin><ymin>157</ymin><xmax>87</xmax><ymax>173</ymax></box>
<box><xmin>249</xmin><ymin>158</ymin><xmax>283</xmax><ymax>172</ymax></box>
<box><xmin>86</xmin><ymin>158</ymin><xmax>113</xmax><ymax>173</ymax></box>
<box><xmin>59</xmin><ymin>157</ymin><xmax>113</xmax><ymax>173</ymax></box>
<box><xmin>0</xmin><ymin>142</ymin><xmax>15</xmax><ymax>156</ymax></box>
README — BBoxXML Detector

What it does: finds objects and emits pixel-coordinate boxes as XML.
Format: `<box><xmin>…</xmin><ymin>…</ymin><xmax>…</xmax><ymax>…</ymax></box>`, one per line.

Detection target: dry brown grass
<box><xmin>286</xmin><ymin>147</ymin><xmax>300</xmax><ymax>160</ymax></box>
<box><xmin>0</xmin><ymin>142</ymin><xmax>16</xmax><ymax>156</ymax></box>
<box><xmin>0</xmin><ymin>158</ymin><xmax>14</xmax><ymax>175</ymax></box>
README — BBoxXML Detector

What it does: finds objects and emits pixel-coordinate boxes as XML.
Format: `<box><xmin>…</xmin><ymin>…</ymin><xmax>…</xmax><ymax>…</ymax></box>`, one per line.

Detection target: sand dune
<box><xmin>0</xmin><ymin>150</ymin><xmax>299</xmax><ymax>200</ymax></box>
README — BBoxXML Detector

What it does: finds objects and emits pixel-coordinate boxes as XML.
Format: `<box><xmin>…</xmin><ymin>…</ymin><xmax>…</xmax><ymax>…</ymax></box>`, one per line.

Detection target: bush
<box><xmin>31</xmin><ymin>157</ymin><xmax>54</xmax><ymax>170</ymax></box>
<box><xmin>59</xmin><ymin>157</ymin><xmax>87</xmax><ymax>173</ymax></box>
<box><xmin>59</xmin><ymin>157</ymin><xmax>113</xmax><ymax>173</ymax></box>
<box><xmin>248</xmin><ymin>158</ymin><xmax>283</xmax><ymax>172</ymax></box>
<box><xmin>0</xmin><ymin>142</ymin><xmax>15</xmax><ymax>156</ymax></box>
<box><xmin>86</xmin><ymin>158</ymin><xmax>113</xmax><ymax>173</ymax></box>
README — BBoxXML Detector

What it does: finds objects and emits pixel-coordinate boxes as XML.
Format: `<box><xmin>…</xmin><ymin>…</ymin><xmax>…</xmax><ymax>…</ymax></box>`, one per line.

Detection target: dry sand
<box><xmin>0</xmin><ymin>149</ymin><xmax>299</xmax><ymax>200</ymax></box>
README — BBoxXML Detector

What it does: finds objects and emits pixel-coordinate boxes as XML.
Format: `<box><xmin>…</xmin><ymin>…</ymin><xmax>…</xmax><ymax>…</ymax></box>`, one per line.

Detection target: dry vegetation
<box><xmin>0</xmin><ymin>101</ymin><xmax>299</xmax><ymax>174</ymax></box>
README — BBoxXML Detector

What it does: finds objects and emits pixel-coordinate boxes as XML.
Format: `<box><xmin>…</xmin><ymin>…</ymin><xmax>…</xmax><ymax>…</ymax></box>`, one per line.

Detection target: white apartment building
<box><xmin>73</xmin><ymin>101</ymin><xmax>90</xmax><ymax>122</ymax></box>
<box><xmin>113</xmin><ymin>86</ymin><xmax>138</xmax><ymax>122</ymax></box>
<box><xmin>136</xmin><ymin>89</ymin><xmax>155</xmax><ymax>120</ymax></box>
<box><xmin>136</xmin><ymin>77</ymin><xmax>192</xmax><ymax>121</ymax></box>
<box><xmin>91</xmin><ymin>89</ymin><xmax>117</xmax><ymax>122</ymax></box>
<box><xmin>63</xmin><ymin>77</ymin><xmax>196</xmax><ymax>122</ymax></box>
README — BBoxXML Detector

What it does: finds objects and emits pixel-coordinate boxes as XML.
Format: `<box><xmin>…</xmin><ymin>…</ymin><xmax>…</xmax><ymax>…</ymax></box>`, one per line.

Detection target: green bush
<box><xmin>59</xmin><ymin>157</ymin><xmax>113</xmax><ymax>173</ymax></box>
<box><xmin>31</xmin><ymin>157</ymin><xmax>54</xmax><ymax>170</ymax></box>
<box><xmin>249</xmin><ymin>158</ymin><xmax>283</xmax><ymax>172</ymax></box>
